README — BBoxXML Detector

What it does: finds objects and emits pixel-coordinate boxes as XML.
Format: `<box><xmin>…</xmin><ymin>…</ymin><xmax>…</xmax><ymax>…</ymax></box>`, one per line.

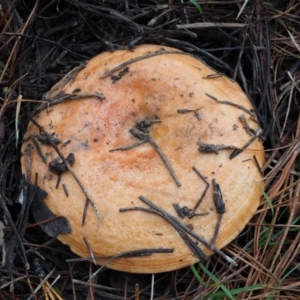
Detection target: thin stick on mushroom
<box><xmin>121</xmin><ymin>204</ymin><xmax>208</xmax><ymax>261</ymax></box>
<box><xmin>239</xmin><ymin>114</ymin><xmax>256</xmax><ymax>135</ymax></box>
<box><xmin>110</xmin><ymin>118</ymin><xmax>181</xmax><ymax>187</ymax></box>
<box><xmin>229</xmin><ymin>128</ymin><xmax>263</xmax><ymax>159</ymax></box>
<box><xmin>28</xmin><ymin>116</ymin><xmax>101</xmax><ymax>224</ymax></box>
<box><xmin>67</xmin><ymin>248</ymin><xmax>174</xmax><ymax>281</ymax></box>
<box><xmin>109</xmin><ymin>139</ymin><xmax>148</xmax><ymax>151</ymax></box>
<box><xmin>197</xmin><ymin>140</ymin><xmax>237</xmax><ymax>154</ymax></box>
<box><xmin>191</xmin><ymin>166</ymin><xmax>210</xmax><ymax>216</ymax></box>
<box><xmin>31</xmin><ymin>137</ymin><xmax>47</xmax><ymax>164</ymax></box>
<box><xmin>99</xmin><ymin>49</ymin><xmax>187</xmax><ymax>79</ymax></box>
<box><xmin>205</xmin><ymin>93</ymin><xmax>256</xmax><ymax>118</ymax></box>
<box><xmin>177</xmin><ymin>108</ymin><xmax>202</xmax><ymax>120</ymax></box>
<box><xmin>173</xmin><ymin>166</ymin><xmax>209</xmax><ymax>218</ymax></box>
<box><xmin>211</xmin><ymin>179</ymin><xmax>226</xmax><ymax>246</ymax></box>
<box><xmin>148</xmin><ymin>136</ymin><xmax>181</xmax><ymax>187</ymax></box>
<box><xmin>33</xmin><ymin>92</ymin><xmax>106</xmax><ymax>116</ymax></box>
<box><xmin>120</xmin><ymin>195</ymin><xmax>237</xmax><ymax>266</ymax></box>
<box><xmin>83</xmin><ymin>237</ymin><xmax>97</xmax><ymax>266</ymax></box>
<box><xmin>253</xmin><ymin>155</ymin><xmax>264</xmax><ymax>176</ymax></box>
<box><xmin>62</xmin><ymin>183</ymin><xmax>69</xmax><ymax>197</ymax></box>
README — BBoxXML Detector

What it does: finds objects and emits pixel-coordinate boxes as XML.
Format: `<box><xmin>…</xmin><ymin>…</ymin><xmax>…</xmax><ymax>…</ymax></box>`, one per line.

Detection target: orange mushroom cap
<box><xmin>21</xmin><ymin>45</ymin><xmax>265</xmax><ymax>273</ymax></box>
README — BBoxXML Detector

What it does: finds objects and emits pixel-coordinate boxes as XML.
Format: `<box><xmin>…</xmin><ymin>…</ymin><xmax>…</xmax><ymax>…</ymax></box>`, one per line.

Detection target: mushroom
<box><xmin>21</xmin><ymin>44</ymin><xmax>265</xmax><ymax>273</ymax></box>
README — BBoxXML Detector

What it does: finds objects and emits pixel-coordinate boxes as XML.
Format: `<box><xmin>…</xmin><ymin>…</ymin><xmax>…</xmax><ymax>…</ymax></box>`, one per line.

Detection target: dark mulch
<box><xmin>1</xmin><ymin>0</ymin><xmax>300</xmax><ymax>299</ymax></box>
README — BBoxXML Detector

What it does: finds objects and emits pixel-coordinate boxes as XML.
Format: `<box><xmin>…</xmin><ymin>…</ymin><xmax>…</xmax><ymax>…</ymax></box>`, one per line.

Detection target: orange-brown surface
<box><xmin>21</xmin><ymin>45</ymin><xmax>264</xmax><ymax>273</ymax></box>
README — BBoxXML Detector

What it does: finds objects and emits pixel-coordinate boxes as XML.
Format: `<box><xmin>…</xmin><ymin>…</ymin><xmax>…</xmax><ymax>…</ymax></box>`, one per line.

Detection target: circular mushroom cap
<box><xmin>21</xmin><ymin>45</ymin><xmax>265</xmax><ymax>273</ymax></box>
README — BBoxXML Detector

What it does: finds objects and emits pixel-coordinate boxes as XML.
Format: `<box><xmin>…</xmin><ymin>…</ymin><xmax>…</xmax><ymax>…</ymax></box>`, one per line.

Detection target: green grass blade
<box><xmin>258</xmin><ymin>216</ymin><xmax>300</xmax><ymax>247</ymax></box>
<box><xmin>189</xmin><ymin>0</ymin><xmax>202</xmax><ymax>14</ymax></box>
<box><xmin>205</xmin><ymin>284</ymin><xmax>262</xmax><ymax>299</ymax></box>
<box><xmin>267</xmin><ymin>262</ymin><xmax>300</xmax><ymax>298</ymax></box>
<box><xmin>259</xmin><ymin>186</ymin><xmax>274</xmax><ymax>215</ymax></box>
<box><xmin>190</xmin><ymin>264</ymin><xmax>206</xmax><ymax>285</ymax></box>
<box><xmin>199</xmin><ymin>262</ymin><xmax>234</xmax><ymax>300</ymax></box>
<box><xmin>236</xmin><ymin>0</ymin><xmax>248</xmax><ymax>19</ymax></box>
